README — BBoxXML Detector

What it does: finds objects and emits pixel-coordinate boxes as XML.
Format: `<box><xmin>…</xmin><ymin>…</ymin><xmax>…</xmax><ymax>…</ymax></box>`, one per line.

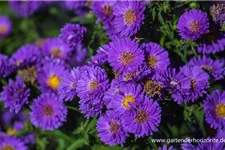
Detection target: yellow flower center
<box><xmin>71</xmin><ymin>83</ymin><xmax>76</xmax><ymax>89</ymax></box>
<box><xmin>7</xmin><ymin>129</ymin><xmax>16</xmax><ymax>135</ymax></box>
<box><xmin>170</xmin><ymin>79</ymin><xmax>179</xmax><ymax>88</ymax></box>
<box><xmin>216</xmin><ymin>104</ymin><xmax>225</xmax><ymax>118</ymax></box>
<box><xmin>123</xmin><ymin>71</ymin><xmax>138</xmax><ymax>81</ymax></box>
<box><xmin>51</xmin><ymin>48</ymin><xmax>62</xmax><ymax>57</ymax></box>
<box><xmin>2</xmin><ymin>145</ymin><xmax>15</xmax><ymax>150</ymax></box>
<box><xmin>47</xmin><ymin>75</ymin><xmax>61</xmax><ymax>89</ymax></box>
<box><xmin>109</xmin><ymin>122</ymin><xmax>120</xmax><ymax>133</ymax></box>
<box><xmin>135</xmin><ymin>110</ymin><xmax>149</xmax><ymax>123</ymax></box>
<box><xmin>88</xmin><ymin>80</ymin><xmax>98</xmax><ymax>91</ymax></box>
<box><xmin>122</xmin><ymin>95</ymin><xmax>135</xmax><ymax>109</ymax></box>
<box><xmin>124</xmin><ymin>9</ymin><xmax>136</xmax><ymax>25</ymax></box>
<box><xmin>190</xmin><ymin>79</ymin><xmax>197</xmax><ymax>91</ymax></box>
<box><xmin>22</xmin><ymin>66</ymin><xmax>38</xmax><ymax>84</ymax></box>
<box><xmin>189</xmin><ymin>21</ymin><xmax>200</xmax><ymax>32</ymax></box>
<box><xmin>0</xmin><ymin>25</ymin><xmax>7</xmax><ymax>34</ymax></box>
<box><xmin>86</xmin><ymin>1</ymin><xmax>92</xmax><ymax>7</ymax></box>
<box><xmin>144</xmin><ymin>80</ymin><xmax>163</xmax><ymax>97</ymax></box>
<box><xmin>43</xmin><ymin>105</ymin><xmax>54</xmax><ymax>117</ymax></box>
<box><xmin>35</xmin><ymin>39</ymin><xmax>46</xmax><ymax>47</ymax></box>
<box><xmin>16</xmin><ymin>61</ymin><xmax>21</xmax><ymax>67</ymax></box>
<box><xmin>120</xmin><ymin>52</ymin><xmax>134</xmax><ymax>65</ymax></box>
<box><xmin>103</xmin><ymin>5</ymin><xmax>113</xmax><ymax>16</ymax></box>
<box><xmin>20</xmin><ymin>0</ymin><xmax>28</xmax><ymax>4</ymax></box>
<box><xmin>147</xmin><ymin>56</ymin><xmax>157</xmax><ymax>68</ymax></box>
<box><xmin>201</xmin><ymin>65</ymin><xmax>212</xmax><ymax>72</ymax></box>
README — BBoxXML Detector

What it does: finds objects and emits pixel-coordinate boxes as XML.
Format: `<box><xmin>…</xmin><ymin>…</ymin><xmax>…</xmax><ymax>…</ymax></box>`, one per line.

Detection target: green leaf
<box><xmin>158</xmin><ymin>11</ymin><xmax>165</xmax><ymax>25</ymax></box>
<box><xmin>85</xmin><ymin>117</ymin><xmax>97</xmax><ymax>134</ymax></box>
<box><xmin>152</xmin><ymin>7</ymin><xmax>156</xmax><ymax>21</ymax></box>
<box><xmin>66</xmin><ymin>139</ymin><xmax>86</xmax><ymax>150</ymax></box>
<box><xmin>193</xmin><ymin>108</ymin><xmax>206</xmax><ymax>137</ymax></box>
<box><xmin>36</xmin><ymin>137</ymin><xmax>48</xmax><ymax>150</ymax></box>
<box><xmin>56</xmin><ymin>139</ymin><xmax>66</xmax><ymax>150</ymax></box>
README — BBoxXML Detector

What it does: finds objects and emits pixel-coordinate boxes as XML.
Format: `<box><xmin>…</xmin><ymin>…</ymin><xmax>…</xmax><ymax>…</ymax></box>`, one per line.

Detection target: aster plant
<box><xmin>0</xmin><ymin>76</ymin><xmax>30</xmax><ymax>113</ymax></box>
<box><xmin>0</xmin><ymin>15</ymin><xmax>12</xmax><ymax>39</ymax></box>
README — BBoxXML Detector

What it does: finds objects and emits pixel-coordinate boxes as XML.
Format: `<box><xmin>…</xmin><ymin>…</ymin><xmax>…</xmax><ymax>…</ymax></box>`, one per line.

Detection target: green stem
<box><xmin>193</xmin><ymin>109</ymin><xmax>206</xmax><ymax>137</ymax></box>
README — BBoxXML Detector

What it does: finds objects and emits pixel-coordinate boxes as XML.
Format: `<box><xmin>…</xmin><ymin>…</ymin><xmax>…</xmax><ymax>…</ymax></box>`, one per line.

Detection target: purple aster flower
<box><xmin>1</xmin><ymin>111</ymin><xmax>27</xmax><ymax>127</ymax></box>
<box><xmin>42</xmin><ymin>37</ymin><xmax>72</xmax><ymax>60</ymax></box>
<box><xmin>103</xmin><ymin>20</ymin><xmax>119</xmax><ymax>40</ymax></box>
<box><xmin>91</xmin><ymin>44</ymin><xmax>110</xmax><ymax>66</ymax></box>
<box><xmin>76</xmin><ymin>65</ymin><xmax>109</xmax><ymax>118</ymax></box>
<box><xmin>113</xmin><ymin>1</ymin><xmax>145</xmax><ymax>37</ymax></box>
<box><xmin>159</xmin><ymin>68</ymin><xmax>191</xmax><ymax>103</ymax></box>
<box><xmin>142</xmin><ymin>78</ymin><xmax>166</xmax><ymax>99</ymax></box>
<box><xmin>1</xmin><ymin>112</ymin><xmax>15</xmax><ymax>127</ymax></box>
<box><xmin>189</xmin><ymin>56</ymin><xmax>225</xmax><ymax>80</ymax></box>
<box><xmin>108</xmin><ymin>83</ymin><xmax>144</xmax><ymax>115</ymax></box>
<box><xmin>0</xmin><ymin>15</ymin><xmax>12</xmax><ymax>39</ymax></box>
<box><xmin>10</xmin><ymin>44</ymin><xmax>41</xmax><ymax>69</ymax></box>
<box><xmin>159</xmin><ymin>145</ymin><xmax>175</xmax><ymax>150</ymax></box>
<box><xmin>177</xmin><ymin>9</ymin><xmax>209</xmax><ymax>40</ymax></box>
<box><xmin>9</xmin><ymin>1</ymin><xmax>41</xmax><ymax>17</ymax></box>
<box><xmin>4</xmin><ymin>121</ymin><xmax>24</xmax><ymax>136</ymax></box>
<box><xmin>59</xmin><ymin>23</ymin><xmax>86</xmax><ymax>48</ymax></box>
<box><xmin>210</xmin><ymin>4</ymin><xmax>225</xmax><ymax>25</ymax></box>
<box><xmin>0</xmin><ymin>76</ymin><xmax>30</xmax><ymax>113</ymax></box>
<box><xmin>176</xmin><ymin>65</ymin><xmax>209</xmax><ymax>103</ymax></box>
<box><xmin>12</xmin><ymin>121</ymin><xmax>24</xmax><ymax>131</ymax></box>
<box><xmin>202</xmin><ymin>90</ymin><xmax>225</xmax><ymax>129</ymax></box>
<box><xmin>96</xmin><ymin>110</ymin><xmax>128</xmax><ymax>146</ymax></box>
<box><xmin>91</xmin><ymin>1</ymin><xmax>116</xmax><ymax>23</ymax></box>
<box><xmin>181</xmin><ymin>141</ymin><xmax>197</xmax><ymax>150</ymax></box>
<box><xmin>196</xmin><ymin>139</ymin><xmax>225</xmax><ymax>150</ymax></box>
<box><xmin>58</xmin><ymin>67</ymin><xmax>81</xmax><ymax>101</ymax></box>
<box><xmin>79</xmin><ymin>97</ymin><xmax>104</xmax><ymax>118</ymax></box>
<box><xmin>40</xmin><ymin>56</ymin><xmax>69</xmax><ymax>68</ymax></box>
<box><xmin>30</xmin><ymin>93</ymin><xmax>67</xmax><ymax>131</ymax></box>
<box><xmin>0</xmin><ymin>111</ymin><xmax>27</xmax><ymax>135</ymax></box>
<box><xmin>141</xmin><ymin>42</ymin><xmax>170</xmax><ymax>73</ymax></box>
<box><xmin>216</xmin><ymin>128</ymin><xmax>225</xmax><ymax>139</ymax></box>
<box><xmin>64</xmin><ymin>1</ymin><xmax>86</xmax><ymax>10</ymax></box>
<box><xmin>118</xmin><ymin>62</ymin><xmax>151</xmax><ymax>82</ymax></box>
<box><xmin>182</xmin><ymin>137</ymin><xmax>225</xmax><ymax>150</ymax></box>
<box><xmin>0</xmin><ymin>54</ymin><xmax>10</xmax><ymax>77</ymax></box>
<box><xmin>0</xmin><ymin>135</ymin><xmax>27</xmax><ymax>150</ymax></box>
<box><xmin>144</xmin><ymin>0</ymin><xmax>151</xmax><ymax>5</ymax></box>
<box><xmin>67</xmin><ymin>45</ymin><xmax>88</xmax><ymax>67</ymax></box>
<box><xmin>123</xmin><ymin>96</ymin><xmax>161</xmax><ymax>137</ymax></box>
<box><xmin>41</xmin><ymin>1</ymin><xmax>55</xmax><ymax>6</ymax></box>
<box><xmin>197</xmin><ymin>33</ymin><xmax>225</xmax><ymax>54</ymax></box>
<box><xmin>108</xmin><ymin>39</ymin><xmax>144</xmax><ymax>75</ymax></box>
<box><xmin>22</xmin><ymin>133</ymin><xmax>35</xmax><ymax>145</ymax></box>
<box><xmin>37</xmin><ymin>61</ymin><xmax>67</xmax><ymax>92</ymax></box>
<box><xmin>76</xmin><ymin>65</ymin><xmax>109</xmax><ymax>100</ymax></box>
<box><xmin>103</xmin><ymin>79</ymin><xmax>129</xmax><ymax>108</ymax></box>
